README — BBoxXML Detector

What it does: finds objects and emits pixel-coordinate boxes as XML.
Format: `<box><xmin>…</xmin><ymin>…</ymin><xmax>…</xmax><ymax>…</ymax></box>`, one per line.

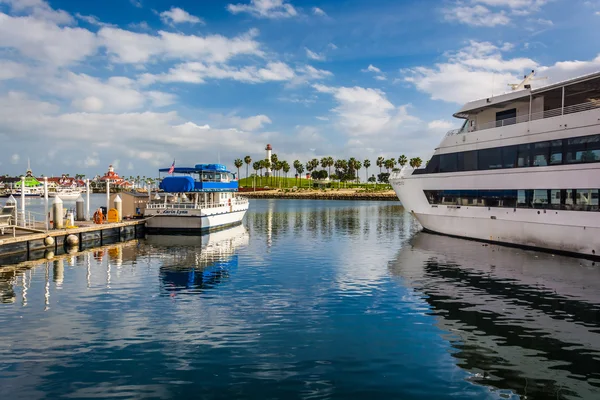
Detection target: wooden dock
<box><xmin>0</xmin><ymin>220</ymin><xmax>146</xmax><ymax>265</ymax></box>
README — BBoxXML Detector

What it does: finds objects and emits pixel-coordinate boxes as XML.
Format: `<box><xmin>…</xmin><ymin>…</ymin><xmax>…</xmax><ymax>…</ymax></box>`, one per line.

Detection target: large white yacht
<box><xmin>390</xmin><ymin>70</ymin><xmax>600</xmax><ymax>258</ymax></box>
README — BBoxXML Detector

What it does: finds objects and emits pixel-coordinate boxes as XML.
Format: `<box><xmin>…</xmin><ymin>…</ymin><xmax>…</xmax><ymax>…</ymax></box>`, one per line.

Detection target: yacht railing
<box><xmin>146</xmin><ymin>197</ymin><xmax>249</xmax><ymax>210</ymax></box>
<box><xmin>446</xmin><ymin>100</ymin><xmax>600</xmax><ymax>137</ymax></box>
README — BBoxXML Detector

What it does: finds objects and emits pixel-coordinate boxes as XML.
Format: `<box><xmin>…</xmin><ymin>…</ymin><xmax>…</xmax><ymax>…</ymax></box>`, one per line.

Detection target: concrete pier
<box><xmin>0</xmin><ymin>220</ymin><xmax>145</xmax><ymax>265</ymax></box>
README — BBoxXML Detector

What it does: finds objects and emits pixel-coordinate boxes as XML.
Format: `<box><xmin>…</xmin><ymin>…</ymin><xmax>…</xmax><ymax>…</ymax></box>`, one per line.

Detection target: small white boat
<box><xmin>48</xmin><ymin>187</ymin><xmax>83</xmax><ymax>201</ymax></box>
<box><xmin>144</xmin><ymin>163</ymin><xmax>249</xmax><ymax>233</ymax></box>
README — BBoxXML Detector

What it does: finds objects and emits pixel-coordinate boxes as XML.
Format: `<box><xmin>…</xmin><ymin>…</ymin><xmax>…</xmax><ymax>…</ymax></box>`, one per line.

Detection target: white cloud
<box><xmin>0</xmin><ymin>0</ymin><xmax>74</xmax><ymax>25</ymax></box>
<box><xmin>227</xmin><ymin>0</ymin><xmax>298</xmax><ymax>19</ymax></box>
<box><xmin>127</xmin><ymin>162</ymin><xmax>134</xmax><ymax>170</ymax></box>
<box><xmin>305</xmin><ymin>47</ymin><xmax>325</xmax><ymax>61</ymax></box>
<box><xmin>443</xmin><ymin>4</ymin><xmax>510</xmax><ymax>26</ymax></box>
<box><xmin>0</xmin><ymin>13</ymin><xmax>98</xmax><ymax>66</ymax></box>
<box><xmin>140</xmin><ymin>61</ymin><xmax>296</xmax><ymax>85</ymax></box>
<box><xmin>0</xmin><ymin>60</ymin><xmax>27</xmax><ymax>80</ymax></box>
<box><xmin>312</xmin><ymin>7</ymin><xmax>327</xmax><ymax>16</ymax></box>
<box><xmin>362</xmin><ymin>64</ymin><xmax>381</xmax><ymax>73</ymax></box>
<box><xmin>84</xmin><ymin>152</ymin><xmax>100</xmax><ymax>167</ymax></box>
<box><xmin>130</xmin><ymin>0</ymin><xmax>142</xmax><ymax>8</ymax></box>
<box><xmin>313</xmin><ymin>84</ymin><xmax>419</xmax><ymax>136</ymax></box>
<box><xmin>75</xmin><ymin>13</ymin><xmax>114</xmax><ymax>27</ymax></box>
<box><xmin>403</xmin><ymin>40</ymin><xmax>538</xmax><ymax>103</ymax></box>
<box><xmin>474</xmin><ymin>0</ymin><xmax>548</xmax><ymax>14</ymax></box>
<box><xmin>43</xmin><ymin>72</ymin><xmax>174</xmax><ymax>112</ymax></box>
<box><xmin>215</xmin><ymin>114</ymin><xmax>273</xmax><ymax>131</ymax></box>
<box><xmin>159</xmin><ymin>7</ymin><xmax>204</xmax><ymax>25</ymax></box>
<box><xmin>11</xmin><ymin>154</ymin><xmax>20</xmax><ymax>164</ymax></box>
<box><xmin>98</xmin><ymin>27</ymin><xmax>262</xmax><ymax>64</ymax></box>
<box><xmin>328</xmin><ymin>43</ymin><xmax>338</xmax><ymax>50</ymax></box>
<box><xmin>362</xmin><ymin>64</ymin><xmax>386</xmax><ymax>81</ymax></box>
<box><xmin>428</xmin><ymin>120</ymin><xmax>455</xmax><ymax>130</ymax></box>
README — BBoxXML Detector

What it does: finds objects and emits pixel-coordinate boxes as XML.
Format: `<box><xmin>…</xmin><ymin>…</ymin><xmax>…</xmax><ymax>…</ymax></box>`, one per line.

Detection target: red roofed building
<box><xmin>98</xmin><ymin>165</ymin><xmax>131</xmax><ymax>188</ymax></box>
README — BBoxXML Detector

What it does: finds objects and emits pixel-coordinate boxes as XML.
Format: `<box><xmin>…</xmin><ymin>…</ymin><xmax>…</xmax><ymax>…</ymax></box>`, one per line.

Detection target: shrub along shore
<box><xmin>239</xmin><ymin>188</ymin><xmax>399</xmax><ymax>201</ymax></box>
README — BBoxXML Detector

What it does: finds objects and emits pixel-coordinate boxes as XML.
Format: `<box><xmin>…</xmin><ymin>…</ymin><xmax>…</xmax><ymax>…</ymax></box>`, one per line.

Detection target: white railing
<box><xmin>146</xmin><ymin>197</ymin><xmax>249</xmax><ymax>210</ymax></box>
<box><xmin>446</xmin><ymin>100</ymin><xmax>600</xmax><ymax>137</ymax></box>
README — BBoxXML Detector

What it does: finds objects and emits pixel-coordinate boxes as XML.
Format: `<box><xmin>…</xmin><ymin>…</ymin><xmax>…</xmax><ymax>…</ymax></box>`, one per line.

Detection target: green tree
<box><xmin>409</xmin><ymin>157</ymin><xmax>423</xmax><ymax>168</ymax></box>
<box><xmin>296</xmin><ymin>163</ymin><xmax>304</xmax><ymax>187</ymax></box>
<box><xmin>293</xmin><ymin>160</ymin><xmax>302</xmax><ymax>186</ymax></box>
<box><xmin>363</xmin><ymin>159</ymin><xmax>371</xmax><ymax>184</ymax></box>
<box><xmin>244</xmin><ymin>155</ymin><xmax>252</xmax><ymax>181</ymax></box>
<box><xmin>252</xmin><ymin>161</ymin><xmax>260</xmax><ymax>188</ymax></box>
<box><xmin>282</xmin><ymin>161</ymin><xmax>290</xmax><ymax>187</ymax></box>
<box><xmin>270</xmin><ymin>153</ymin><xmax>278</xmax><ymax>185</ymax></box>
<box><xmin>384</xmin><ymin>159</ymin><xmax>396</xmax><ymax>172</ymax></box>
<box><xmin>398</xmin><ymin>154</ymin><xmax>408</xmax><ymax>167</ymax></box>
<box><xmin>234</xmin><ymin>158</ymin><xmax>243</xmax><ymax>181</ymax></box>
<box><xmin>376</xmin><ymin>156</ymin><xmax>385</xmax><ymax>173</ymax></box>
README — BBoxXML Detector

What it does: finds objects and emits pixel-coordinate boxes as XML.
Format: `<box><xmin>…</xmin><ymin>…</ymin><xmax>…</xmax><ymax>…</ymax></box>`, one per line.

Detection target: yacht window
<box><xmin>439</xmin><ymin>153</ymin><xmax>458</xmax><ymax>173</ymax></box>
<box><xmin>517</xmin><ymin>144</ymin><xmax>530</xmax><ymax>167</ymax></box>
<box><xmin>550</xmin><ymin>189</ymin><xmax>561</xmax><ymax>209</ymax></box>
<box><xmin>532</xmin><ymin>142</ymin><xmax>551</xmax><ymax>166</ymax></box>
<box><xmin>502</xmin><ymin>146</ymin><xmax>518</xmax><ymax>168</ymax></box>
<box><xmin>478</xmin><ymin>148</ymin><xmax>503</xmax><ymax>170</ymax></box>
<box><xmin>550</xmin><ymin>140</ymin><xmax>563</xmax><ymax>165</ymax></box>
<box><xmin>457</xmin><ymin>150</ymin><xmax>478</xmax><ymax>171</ymax></box>
<box><xmin>425</xmin><ymin>155</ymin><xmax>440</xmax><ymax>173</ymax></box>
<box><xmin>496</xmin><ymin>108</ymin><xmax>517</xmax><ymax>126</ymax></box>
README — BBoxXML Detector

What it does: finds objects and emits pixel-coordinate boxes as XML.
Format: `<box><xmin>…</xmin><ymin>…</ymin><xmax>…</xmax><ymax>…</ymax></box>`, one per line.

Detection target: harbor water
<box><xmin>1</xmin><ymin>199</ymin><xmax>599</xmax><ymax>399</ymax></box>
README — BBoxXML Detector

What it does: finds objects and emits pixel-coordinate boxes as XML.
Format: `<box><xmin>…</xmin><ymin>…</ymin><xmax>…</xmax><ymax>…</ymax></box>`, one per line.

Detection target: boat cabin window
<box><xmin>425</xmin><ymin>133</ymin><xmax>600</xmax><ymax>174</ymax></box>
<box><xmin>496</xmin><ymin>108</ymin><xmax>516</xmax><ymax>125</ymax></box>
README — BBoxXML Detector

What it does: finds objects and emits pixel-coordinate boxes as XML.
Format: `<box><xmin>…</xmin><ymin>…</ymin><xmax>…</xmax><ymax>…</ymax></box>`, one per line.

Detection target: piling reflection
<box><xmin>390</xmin><ymin>232</ymin><xmax>600</xmax><ymax>400</ymax></box>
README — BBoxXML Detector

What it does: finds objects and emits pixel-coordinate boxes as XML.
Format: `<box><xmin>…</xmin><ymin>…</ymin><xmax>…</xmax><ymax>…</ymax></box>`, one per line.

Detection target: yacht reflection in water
<box><xmin>146</xmin><ymin>224</ymin><xmax>250</xmax><ymax>294</ymax></box>
<box><xmin>390</xmin><ymin>232</ymin><xmax>600</xmax><ymax>400</ymax></box>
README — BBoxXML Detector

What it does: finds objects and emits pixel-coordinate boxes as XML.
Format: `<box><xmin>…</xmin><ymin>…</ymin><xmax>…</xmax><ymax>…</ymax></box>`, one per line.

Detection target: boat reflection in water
<box><xmin>390</xmin><ymin>232</ymin><xmax>600</xmax><ymax>400</ymax></box>
<box><xmin>145</xmin><ymin>224</ymin><xmax>250</xmax><ymax>294</ymax></box>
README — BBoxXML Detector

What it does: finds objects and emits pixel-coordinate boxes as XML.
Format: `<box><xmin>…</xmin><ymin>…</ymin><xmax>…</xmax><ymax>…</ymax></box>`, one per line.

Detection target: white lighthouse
<box><xmin>265</xmin><ymin>144</ymin><xmax>272</xmax><ymax>177</ymax></box>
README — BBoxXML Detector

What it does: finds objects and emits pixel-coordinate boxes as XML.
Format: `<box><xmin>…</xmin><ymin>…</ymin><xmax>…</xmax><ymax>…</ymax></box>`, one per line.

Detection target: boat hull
<box><xmin>144</xmin><ymin>203</ymin><xmax>249</xmax><ymax>233</ymax></box>
<box><xmin>390</xmin><ymin>165</ymin><xmax>600</xmax><ymax>258</ymax></box>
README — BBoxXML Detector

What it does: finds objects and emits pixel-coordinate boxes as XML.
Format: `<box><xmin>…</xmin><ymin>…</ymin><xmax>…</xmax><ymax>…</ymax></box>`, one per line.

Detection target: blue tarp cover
<box><xmin>160</xmin><ymin>176</ymin><xmax>195</xmax><ymax>193</ymax></box>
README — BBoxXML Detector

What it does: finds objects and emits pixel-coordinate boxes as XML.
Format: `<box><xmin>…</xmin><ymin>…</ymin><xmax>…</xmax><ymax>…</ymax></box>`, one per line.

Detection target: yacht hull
<box><xmin>390</xmin><ymin>165</ymin><xmax>600</xmax><ymax>258</ymax></box>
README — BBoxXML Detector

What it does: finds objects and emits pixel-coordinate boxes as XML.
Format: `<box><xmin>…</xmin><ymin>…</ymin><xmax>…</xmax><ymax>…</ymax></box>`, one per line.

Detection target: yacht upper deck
<box><xmin>446</xmin><ymin>71</ymin><xmax>600</xmax><ymax>137</ymax></box>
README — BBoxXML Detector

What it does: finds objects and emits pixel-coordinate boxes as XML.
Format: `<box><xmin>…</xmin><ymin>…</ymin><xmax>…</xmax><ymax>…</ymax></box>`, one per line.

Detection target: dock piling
<box><xmin>114</xmin><ymin>195</ymin><xmax>122</xmax><ymax>223</ymax></box>
<box><xmin>44</xmin><ymin>177</ymin><xmax>48</xmax><ymax>231</ymax></box>
<box><xmin>20</xmin><ymin>177</ymin><xmax>25</xmax><ymax>227</ymax></box>
<box><xmin>76</xmin><ymin>196</ymin><xmax>85</xmax><ymax>221</ymax></box>
<box><xmin>52</xmin><ymin>196</ymin><xmax>64</xmax><ymax>230</ymax></box>
<box><xmin>86</xmin><ymin>179</ymin><xmax>90</xmax><ymax>221</ymax></box>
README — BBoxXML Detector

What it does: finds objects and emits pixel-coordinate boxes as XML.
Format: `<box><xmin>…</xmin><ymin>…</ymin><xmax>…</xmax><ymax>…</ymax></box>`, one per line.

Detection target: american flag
<box><xmin>168</xmin><ymin>160</ymin><xmax>175</xmax><ymax>174</ymax></box>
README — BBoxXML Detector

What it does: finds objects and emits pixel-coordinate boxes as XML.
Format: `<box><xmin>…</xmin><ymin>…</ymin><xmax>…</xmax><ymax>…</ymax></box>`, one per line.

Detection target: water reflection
<box><xmin>390</xmin><ymin>232</ymin><xmax>600</xmax><ymax>400</ymax></box>
<box><xmin>147</xmin><ymin>225</ymin><xmax>250</xmax><ymax>294</ymax></box>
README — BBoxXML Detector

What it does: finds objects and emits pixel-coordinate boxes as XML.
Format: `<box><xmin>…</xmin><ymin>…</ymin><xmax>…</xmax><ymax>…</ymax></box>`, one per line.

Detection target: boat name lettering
<box><xmin>161</xmin><ymin>210</ymin><xmax>189</xmax><ymax>215</ymax></box>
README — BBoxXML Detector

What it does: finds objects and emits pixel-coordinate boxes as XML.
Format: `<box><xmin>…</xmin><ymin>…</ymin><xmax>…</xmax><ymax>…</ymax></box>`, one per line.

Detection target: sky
<box><xmin>1</xmin><ymin>0</ymin><xmax>600</xmax><ymax>177</ymax></box>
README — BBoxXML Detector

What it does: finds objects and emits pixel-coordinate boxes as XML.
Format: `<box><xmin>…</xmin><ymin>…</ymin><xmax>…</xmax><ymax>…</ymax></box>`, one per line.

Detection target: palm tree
<box><xmin>398</xmin><ymin>154</ymin><xmax>408</xmax><ymax>168</ymax></box>
<box><xmin>296</xmin><ymin>164</ymin><xmax>305</xmax><ymax>187</ymax></box>
<box><xmin>409</xmin><ymin>157</ymin><xmax>423</xmax><ymax>168</ymax></box>
<box><xmin>263</xmin><ymin>159</ymin><xmax>271</xmax><ymax>186</ymax></box>
<box><xmin>293</xmin><ymin>160</ymin><xmax>301</xmax><ymax>186</ymax></box>
<box><xmin>354</xmin><ymin>160</ymin><xmax>362</xmax><ymax>184</ymax></box>
<box><xmin>306</xmin><ymin>160</ymin><xmax>316</xmax><ymax>186</ymax></box>
<box><xmin>234</xmin><ymin>158</ymin><xmax>243</xmax><ymax>181</ymax></box>
<box><xmin>376</xmin><ymin>156</ymin><xmax>385</xmax><ymax>173</ymax></box>
<box><xmin>384</xmin><ymin>159</ymin><xmax>394</xmax><ymax>172</ymax></box>
<box><xmin>244</xmin><ymin>156</ymin><xmax>252</xmax><ymax>181</ymax></box>
<box><xmin>270</xmin><ymin>153</ymin><xmax>278</xmax><ymax>185</ymax></box>
<box><xmin>363</xmin><ymin>159</ymin><xmax>371</xmax><ymax>184</ymax></box>
<box><xmin>282</xmin><ymin>161</ymin><xmax>290</xmax><ymax>188</ymax></box>
<box><xmin>347</xmin><ymin>157</ymin><xmax>357</xmax><ymax>185</ymax></box>
<box><xmin>252</xmin><ymin>161</ymin><xmax>260</xmax><ymax>189</ymax></box>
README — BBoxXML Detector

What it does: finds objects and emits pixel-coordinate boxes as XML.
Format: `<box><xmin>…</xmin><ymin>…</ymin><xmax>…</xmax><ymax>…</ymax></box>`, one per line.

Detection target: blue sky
<box><xmin>1</xmin><ymin>0</ymin><xmax>599</xmax><ymax>177</ymax></box>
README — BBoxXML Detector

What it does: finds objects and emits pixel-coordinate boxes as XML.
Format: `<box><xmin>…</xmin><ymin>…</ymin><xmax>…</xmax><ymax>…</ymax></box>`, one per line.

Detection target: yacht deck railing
<box><xmin>446</xmin><ymin>100</ymin><xmax>600</xmax><ymax>137</ymax></box>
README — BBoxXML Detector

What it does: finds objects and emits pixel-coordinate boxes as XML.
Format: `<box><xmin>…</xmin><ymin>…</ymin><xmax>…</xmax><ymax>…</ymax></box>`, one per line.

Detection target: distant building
<box><xmin>97</xmin><ymin>165</ymin><xmax>131</xmax><ymax>189</ymax></box>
